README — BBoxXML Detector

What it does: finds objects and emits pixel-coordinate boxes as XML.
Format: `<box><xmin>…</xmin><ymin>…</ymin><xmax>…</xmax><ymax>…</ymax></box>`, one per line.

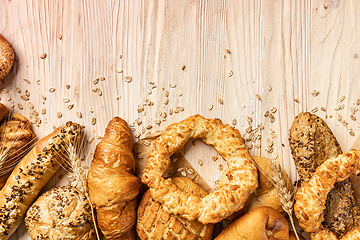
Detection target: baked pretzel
<box><xmin>294</xmin><ymin>149</ymin><xmax>360</xmax><ymax>239</ymax></box>
<box><xmin>141</xmin><ymin>114</ymin><xmax>258</xmax><ymax>224</ymax></box>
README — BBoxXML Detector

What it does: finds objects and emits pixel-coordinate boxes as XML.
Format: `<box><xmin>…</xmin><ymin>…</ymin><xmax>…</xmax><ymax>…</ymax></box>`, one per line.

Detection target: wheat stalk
<box><xmin>62</xmin><ymin>135</ymin><xmax>100</xmax><ymax>240</ymax></box>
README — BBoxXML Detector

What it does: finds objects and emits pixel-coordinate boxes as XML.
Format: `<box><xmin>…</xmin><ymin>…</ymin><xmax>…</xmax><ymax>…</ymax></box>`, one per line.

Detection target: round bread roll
<box><xmin>137</xmin><ymin>177</ymin><xmax>214</xmax><ymax>240</ymax></box>
<box><xmin>219</xmin><ymin>156</ymin><xmax>293</xmax><ymax>223</ymax></box>
<box><xmin>25</xmin><ymin>186</ymin><xmax>96</xmax><ymax>240</ymax></box>
<box><xmin>0</xmin><ymin>34</ymin><xmax>14</xmax><ymax>81</ymax></box>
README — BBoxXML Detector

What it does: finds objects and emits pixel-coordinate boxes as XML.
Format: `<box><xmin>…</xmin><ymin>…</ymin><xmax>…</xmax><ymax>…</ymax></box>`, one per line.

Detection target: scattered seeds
<box><xmin>311</xmin><ymin>91</ymin><xmax>320</xmax><ymax>97</ymax></box>
<box><xmin>135</xmin><ymin>133</ymin><xmax>141</xmax><ymax>138</ymax></box>
<box><xmin>187</xmin><ymin>168</ymin><xmax>195</xmax><ymax>175</ymax></box>
<box><xmin>154</xmin><ymin>119</ymin><xmax>161</xmax><ymax>125</ymax></box>
<box><xmin>97</xmin><ymin>89</ymin><xmax>103</xmax><ymax>96</ymax></box>
<box><xmin>294</xmin><ymin>98</ymin><xmax>300</xmax><ymax>103</ymax></box>
<box><xmin>351</xmin><ymin>115</ymin><xmax>357</xmax><ymax>121</ymax></box>
<box><xmin>218</xmin><ymin>164</ymin><xmax>223</xmax><ymax>171</ymax></box>
<box><xmin>23</xmin><ymin>79</ymin><xmax>31</xmax><ymax>84</ymax></box>
<box><xmin>311</xmin><ymin>107</ymin><xmax>318</xmax><ymax>113</ymax></box>
<box><xmin>268</xmin><ymin>85</ymin><xmax>272</xmax><ymax>91</ymax></box>
<box><xmin>40</xmin><ymin>53</ymin><xmax>47</xmax><ymax>59</ymax></box>
<box><xmin>21</xmin><ymin>95</ymin><xmax>29</xmax><ymax>101</ymax></box>
<box><xmin>165</xmin><ymin>90</ymin><xmax>169</xmax><ymax>97</ymax></box>
<box><xmin>255</xmin><ymin>94</ymin><xmax>262</xmax><ymax>101</ymax></box>
<box><xmin>16</xmin><ymin>87</ymin><xmax>21</xmax><ymax>93</ymax></box>
<box><xmin>99</xmin><ymin>76</ymin><xmax>105</xmax><ymax>81</ymax></box>
<box><xmin>66</xmin><ymin>84</ymin><xmax>70</xmax><ymax>89</ymax></box>
<box><xmin>146</xmin><ymin>124</ymin><xmax>152</xmax><ymax>130</ymax></box>
<box><xmin>270</xmin><ymin>107</ymin><xmax>277</xmax><ymax>114</ymax></box>
<box><xmin>198</xmin><ymin>159</ymin><xmax>203</xmax><ymax>166</ymax></box>
<box><xmin>62</xmin><ymin>97</ymin><xmax>70</xmax><ymax>103</ymax></box>
<box><xmin>93</xmin><ymin>78</ymin><xmax>99</xmax><ymax>85</ymax></box>
<box><xmin>321</xmin><ymin>107</ymin><xmax>326</xmax><ymax>112</ymax></box>
<box><xmin>1</xmin><ymin>89</ymin><xmax>8</xmax><ymax>93</ymax></box>
<box><xmin>91</xmin><ymin>118</ymin><xmax>96</xmax><ymax>125</ymax></box>
<box><xmin>181</xmin><ymin>65</ymin><xmax>185</xmax><ymax>70</ymax></box>
<box><xmin>164</xmin><ymin>98</ymin><xmax>169</xmax><ymax>105</ymax></box>
<box><xmin>228</xmin><ymin>70</ymin><xmax>233</xmax><ymax>77</ymax></box>
<box><xmin>169</xmin><ymin>109</ymin><xmax>173</xmax><ymax>115</ymax></box>
<box><xmin>218</xmin><ymin>99</ymin><xmax>224</xmax><ymax>105</ymax></box>
<box><xmin>208</xmin><ymin>104</ymin><xmax>213</xmax><ymax>110</ymax></box>
<box><xmin>76</xmin><ymin>112</ymin><xmax>82</xmax><ymax>118</ymax></box>
<box><xmin>232</xmin><ymin>119</ymin><xmax>237</xmax><ymax>125</ymax></box>
<box><xmin>49</xmin><ymin>88</ymin><xmax>56</xmax><ymax>93</ymax></box>
<box><xmin>28</xmin><ymin>102</ymin><xmax>34</xmax><ymax>109</ymax></box>
<box><xmin>18</xmin><ymin>104</ymin><xmax>23</xmax><ymax>110</ymax></box>
<box><xmin>41</xmin><ymin>109</ymin><xmax>46</xmax><ymax>115</ymax></box>
<box><xmin>339</xmin><ymin>95</ymin><xmax>346</xmax><ymax>102</ymax></box>
<box><xmin>41</xmin><ymin>95</ymin><xmax>46</xmax><ymax>101</ymax></box>
<box><xmin>137</xmin><ymin>107</ymin><xmax>144</xmax><ymax>113</ymax></box>
<box><xmin>68</xmin><ymin>104</ymin><xmax>74</xmax><ymax>110</ymax></box>
<box><xmin>169</xmin><ymin>83</ymin><xmax>177</xmax><ymax>88</ymax></box>
<box><xmin>6</xmin><ymin>97</ymin><xmax>11</xmax><ymax>101</ymax></box>
<box><xmin>334</xmin><ymin>104</ymin><xmax>345</xmax><ymax>111</ymax></box>
<box><xmin>57</xmin><ymin>33</ymin><xmax>63</xmax><ymax>40</ymax></box>
<box><xmin>57</xmin><ymin>112</ymin><xmax>62</xmax><ymax>118</ymax></box>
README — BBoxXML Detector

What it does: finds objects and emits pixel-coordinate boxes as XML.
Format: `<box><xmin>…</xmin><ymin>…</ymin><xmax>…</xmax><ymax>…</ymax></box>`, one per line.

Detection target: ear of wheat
<box><xmin>58</xmin><ymin>133</ymin><xmax>100</xmax><ymax>240</ymax></box>
<box><xmin>255</xmin><ymin>150</ymin><xmax>300</xmax><ymax>240</ymax></box>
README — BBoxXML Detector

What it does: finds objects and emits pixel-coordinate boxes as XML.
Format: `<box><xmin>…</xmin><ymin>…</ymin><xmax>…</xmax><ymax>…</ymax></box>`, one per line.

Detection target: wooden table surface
<box><xmin>1</xmin><ymin>0</ymin><xmax>360</xmax><ymax>239</ymax></box>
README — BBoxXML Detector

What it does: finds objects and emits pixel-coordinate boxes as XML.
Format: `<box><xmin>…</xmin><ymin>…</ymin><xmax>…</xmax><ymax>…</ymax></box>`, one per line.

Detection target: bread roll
<box><xmin>289</xmin><ymin>112</ymin><xmax>360</xmax><ymax>237</ymax></box>
<box><xmin>0</xmin><ymin>121</ymin><xmax>82</xmax><ymax>240</ymax></box>
<box><xmin>137</xmin><ymin>177</ymin><xmax>214</xmax><ymax>240</ymax></box>
<box><xmin>215</xmin><ymin>206</ymin><xmax>289</xmax><ymax>240</ymax></box>
<box><xmin>0</xmin><ymin>103</ymin><xmax>7</xmax><ymax>123</ymax></box>
<box><xmin>0</xmin><ymin>34</ymin><xmax>15</xmax><ymax>82</ymax></box>
<box><xmin>0</xmin><ymin>113</ymin><xmax>35</xmax><ymax>190</ymax></box>
<box><xmin>25</xmin><ymin>186</ymin><xmax>96</xmax><ymax>240</ymax></box>
<box><xmin>87</xmin><ymin>117</ymin><xmax>142</xmax><ymax>239</ymax></box>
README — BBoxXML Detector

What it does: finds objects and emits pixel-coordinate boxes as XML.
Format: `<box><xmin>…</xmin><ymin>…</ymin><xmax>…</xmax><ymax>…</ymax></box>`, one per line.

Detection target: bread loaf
<box><xmin>25</xmin><ymin>186</ymin><xmax>96</xmax><ymax>240</ymax></box>
<box><xmin>0</xmin><ymin>121</ymin><xmax>82</xmax><ymax>240</ymax></box>
<box><xmin>87</xmin><ymin>117</ymin><xmax>142</xmax><ymax>239</ymax></box>
<box><xmin>0</xmin><ymin>113</ymin><xmax>35</xmax><ymax>190</ymax></box>
<box><xmin>137</xmin><ymin>177</ymin><xmax>214</xmax><ymax>240</ymax></box>
<box><xmin>289</xmin><ymin>112</ymin><xmax>360</xmax><ymax>237</ymax></box>
<box><xmin>0</xmin><ymin>34</ymin><xmax>15</xmax><ymax>82</ymax></box>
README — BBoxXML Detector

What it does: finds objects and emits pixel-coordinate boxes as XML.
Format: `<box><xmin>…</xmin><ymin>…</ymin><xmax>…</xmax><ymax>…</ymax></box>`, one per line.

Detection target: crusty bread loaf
<box><xmin>0</xmin><ymin>103</ymin><xmax>7</xmax><ymax>123</ymax></box>
<box><xmin>137</xmin><ymin>177</ymin><xmax>214</xmax><ymax>240</ymax></box>
<box><xmin>87</xmin><ymin>117</ymin><xmax>142</xmax><ymax>239</ymax></box>
<box><xmin>0</xmin><ymin>34</ymin><xmax>15</xmax><ymax>82</ymax></box>
<box><xmin>25</xmin><ymin>186</ymin><xmax>96</xmax><ymax>240</ymax></box>
<box><xmin>289</xmin><ymin>112</ymin><xmax>360</xmax><ymax>238</ymax></box>
<box><xmin>0</xmin><ymin>121</ymin><xmax>82</xmax><ymax>240</ymax></box>
<box><xmin>220</xmin><ymin>156</ymin><xmax>293</xmax><ymax>223</ymax></box>
<box><xmin>0</xmin><ymin>113</ymin><xmax>35</xmax><ymax>190</ymax></box>
<box><xmin>215</xmin><ymin>206</ymin><xmax>289</xmax><ymax>240</ymax></box>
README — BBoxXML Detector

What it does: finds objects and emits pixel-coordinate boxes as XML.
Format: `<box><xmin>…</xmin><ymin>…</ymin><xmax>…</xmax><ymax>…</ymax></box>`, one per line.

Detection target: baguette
<box><xmin>88</xmin><ymin>117</ymin><xmax>142</xmax><ymax>239</ymax></box>
<box><xmin>0</xmin><ymin>103</ymin><xmax>7</xmax><ymax>122</ymax></box>
<box><xmin>0</xmin><ymin>121</ymin><xmax>82</xmax><ymax>240</ymax></box>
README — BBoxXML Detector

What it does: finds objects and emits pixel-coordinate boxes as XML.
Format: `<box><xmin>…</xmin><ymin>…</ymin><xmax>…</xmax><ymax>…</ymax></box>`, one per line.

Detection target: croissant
<box><xmin>88</xmin><ymin>117</ymin><xmax>142</xmax><ymax>239</ymax></box>
<box><xmin>0</xmin><ymin>113</ymin><xmax>35</xmax><ymax>190</ymax></box>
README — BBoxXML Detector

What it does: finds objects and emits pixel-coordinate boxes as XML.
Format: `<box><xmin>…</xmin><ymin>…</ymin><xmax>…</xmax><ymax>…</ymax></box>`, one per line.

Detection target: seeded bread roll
<box><xmin>0</xmin><ymin>113</ymin><xmax>35</xmax><ymax>190</ymax></box>
<box><xmin>289</xmin><ymin>112</ymin><xmax>360</xmax><ymax>238</ymax></box>
<box><xmin>137</xmin><ymin>177</ymin><xmax>214</xmax><ymax>240</ymax></box>
<box><xmin>25</xmin><ymin>186</ymin><xmax>96</xmax><ymax>240</ymax></box>
<box><xmin>0</xmin><ymin>34</ymin><xmax>15</xmax><ymax>82</ymax></box>
<box><xmin>88</xmin><ymin>117</ymin><xmax>142</xmax><ymax>239</ymax></box>
<box><xmin>0</xmin><ymin>121</ymin><xmax>82</xmax><ymax>240</ymax></box>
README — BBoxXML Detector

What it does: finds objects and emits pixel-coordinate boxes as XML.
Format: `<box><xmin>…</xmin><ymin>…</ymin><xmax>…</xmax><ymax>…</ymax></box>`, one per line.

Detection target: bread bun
<box><xmin>0</xmin><ymin>113</ymin><xmax>35</xmax><ymax>190</ymax></box>
<box><xmin>0</xmin><ymin>34</ymin><xmax>14</xmax><ymax>82</ymax></box>
<box><xmin>25</xmin><ymin>186</ymin><xmax>96</xmax><ymax>240</ymax></box>
<box><xmin>137</xmin><ymin>177</ymin><xmax>214</xmax><ymax>240</ymax></box>
<box><xmin>0</xmin><ymin>103</ymin><xmax>7</xmax><ymax>123</ymax></box>
<box><xmin>215</xmin><ymin>206</ymin><xmax>289</xmax><ymax>240</ymax></box>
<box><xmin>220</xmin><ymin>156</ymin><xmax>293</xmax><ymax>223</ymax></box>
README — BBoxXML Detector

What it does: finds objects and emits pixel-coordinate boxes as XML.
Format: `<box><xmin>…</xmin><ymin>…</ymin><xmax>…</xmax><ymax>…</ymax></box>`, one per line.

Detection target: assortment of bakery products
<box><xmin>137</xmin><ymin>177</ymin><xmax>214</xmax><ymax>240</ymax></box>
<box><xmin>220</xmin><ymin>156</ymin><xmax>293</xmax><ymax>223</ymax></box>
<box><xmin>289</xmin><ymin>112</ymin><xmax>360</xmax><ymax>238</ymax></box>
<box><xmin>87</xmin><ymin>117</ymin><xmax>142</xmax><ymax>239</ymax></box>
<box><xmin>0</xmin><ymin>121</ymin><xmax>82</xmax><ymax>240</ymax></box>
<box><xmin>215</xmin><ymin>206</ymin><xmax>289</xmax><ymax>240</ymax></box>
<box><xmin>0</xmin><ymin>113</ymin><xmax>35</xmax><ymax>190</ymax></box>
<box><xmin>0</xmin><ymin>103</ymin><xmax>7</xmax><ymax>122</ymax></box>
<box><xmin>142</xmin><ymin>114</ymin><xmax>258</xmax><ymax>224</ymax></box>
<box><xmin>0</xmin><ymin>34</ymin><xmax>14</xmax><ymax>82</ymax></box>
<box><xmin>25</xmin><ymin>186</ymin><xmax>96</xmax><ymax>240</ymax></box>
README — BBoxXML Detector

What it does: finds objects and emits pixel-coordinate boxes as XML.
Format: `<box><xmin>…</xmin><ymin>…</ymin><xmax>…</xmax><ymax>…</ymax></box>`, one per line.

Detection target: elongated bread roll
<box><xmin>0</xmin><ymin>121</ymin><xmax>82</xmax><ymax>240</ymax></box>
<box><xmin>0</xmin><ymin>103</ymin><xmax>7</xmax><ymax>123</ymax></box>
<box><xmin>88</xmin><ymin>117</ymin><xmax>142</xmax><ymax>239</ymax></box>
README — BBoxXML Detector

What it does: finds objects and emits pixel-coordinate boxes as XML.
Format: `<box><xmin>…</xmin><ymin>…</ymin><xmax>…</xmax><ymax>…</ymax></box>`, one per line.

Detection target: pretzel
<box><xmin>294</xmin><ymin>149</ymin><xmax>360</xmax><ymax>238</ymax></box>
<box><xmin>141</xmin><ymin>114</ymin><xmax>258</xmax><ymax>224</ymax></box>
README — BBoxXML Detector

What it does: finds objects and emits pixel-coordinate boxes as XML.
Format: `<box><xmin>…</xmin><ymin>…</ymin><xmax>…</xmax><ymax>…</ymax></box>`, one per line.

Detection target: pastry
<box><xmin>141</xmin><ymin>114</ymin><xmax>258</xmax><ymax>224</ymax></box>
<box><xmin>0</xmin><ymin>34</ymin><xmax>14</xmax><ymax>82</ymax></box>
<box><xmin>88</xmin><ymin>117</ymin><xmax>142</xmax><ymax>239</ymax></box>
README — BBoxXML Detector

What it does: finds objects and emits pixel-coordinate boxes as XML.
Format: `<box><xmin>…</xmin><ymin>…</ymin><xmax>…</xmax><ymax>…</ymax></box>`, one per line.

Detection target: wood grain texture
<box><xmin>0</xmin><ymin>0</ymin><xmax>359</xmax><ymax>239</ymax></box>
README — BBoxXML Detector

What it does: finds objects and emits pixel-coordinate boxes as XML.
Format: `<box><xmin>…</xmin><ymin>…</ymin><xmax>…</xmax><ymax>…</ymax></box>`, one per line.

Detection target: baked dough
<box><xmin>0</xmin><ymin>34</ymin><xmax>14</xmax><ymax>82</ymax></box>
<box><xmin>141</xmin><ymin>114</ymin><xmax>258</xmax><ymax>224</ymax></box>
<box><xmin>294</xmin><ymin>149</ymin><xmax>360</xmax><ymax>237</ymax></box>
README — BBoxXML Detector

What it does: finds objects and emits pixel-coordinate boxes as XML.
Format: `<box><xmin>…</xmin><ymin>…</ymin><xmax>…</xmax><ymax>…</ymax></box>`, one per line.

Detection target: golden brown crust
<box><xmin>0</xmin><ymin>113</ymin><xmax>35</xmax><ymax>190</ymax></box>
<box><xmin>0</xmin><ymin>103</ymin><xmax>7</xmax><ymax>123</ymax></box>
<box><xmin>87</xmin><ymin>117</ymin><xmax>142</xmax><ymax>240</ymax></box>
<box><xmin>25</xmin><ymin>186</ymin><xmax>96</xmax><ymax>240</ymax></box>
<box><xmin>294</xmin><ymin>149</ymin><xmax>360</xmax><ymax>233</ymax></box>
<box><xmin>141</xmin><ymin>114</ymin><xmax>258</xmax><ymax>224</ymax></box>
<box><xmin>0</xmin><ymin>34</ymin><xmax>15</xmax><ymax>82</ymax></box>
<box><xmin>214</xmin><ymin>206</ymin><xmax>289</xmax><ymax>240</ymax></box>
<box><xmin>137</xmin><ymin>177</ymin><xmax>214</xmax><ymax>240</ymax></box>
<box><xmin>0</xmin><ymin>121</ymin><xmax>82</xmax><ymax>240</ymax></box>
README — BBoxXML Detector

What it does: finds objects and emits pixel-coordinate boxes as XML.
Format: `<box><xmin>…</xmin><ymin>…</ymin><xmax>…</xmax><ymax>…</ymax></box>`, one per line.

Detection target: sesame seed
<box><xmin>177</xmin><ymin>92</ymin><xmax>183</xmax><ymax>96</ymax></box>
<box><xmin>28</xmin><ymin>102</ymin><xmax>34</xmax><ymax>109</ymax></box>
<box><xmin>143</xmin><ymin>140</ymin><xmax>151</xmax><ymax>146</ymax></box>
<box><xmin>40</xmin><ymin>53</ymin><xmax>47</xmax><ymax>59</ymax></box>
<box><xmin>116</xmin><ymin>69</ymin><xmax>123</xmax><ymax>73</ymax></box>
<box><xmin>93</xmin><ymin>78</ymin><xmax>99</xmax><ymax>85</ymax></box>
<box><xmin>164</xmin><ymin>98</ymin><xmax>169</xmax><ymax>105</ymax></box>
<box><xmin>334</xmin><ymin>104</ymin><xmax>345</xmax><ymax>110</ymax></box>
<box><xmin>351</xmin><ymin>115</ymin><xmax>357</xmax><ymax>121</ymax></box>
<box><xmin>187</xmin><ymin>168</ymin><xmax>195</xmax><ymax>175</ymax></box>
<box><xmin>268</xmin><ymin>85</ymin><xmax>272</xmax><ymax>91</ymax></box>
<box><xmin>165</xmin><ymin>90</ymin><xmax>169</xmax><ymax>97</ymax></box>
<box><xmin>99</xmin><ymin>76</ymin><xmax>105</xmax><ymax>81</ymax></box>
<box><xmin>97</xmin><ymin>89</ymin><xmax>103</xmax><ymax>96</ymax></box>
<box><xmin>58</xmin><ymin>33</ymin><xmax>63</xmax><ymax>40</ymax></box>
<box><xmin>68</xmin><ymin>104</ymin><xmax>74</xmax><ymax>110</ymax></box>
<box><xmin>135</xmin><ymin>118</ymin><xmax>142</xmax><ymax>125</ymax></box>
<box><xmin>154</xmin><ymin>119</ymin><xmax>161</xmax><ymax>125</ymax></box>
<box><xmin>124</xmin><ymin>76</ymin><xmax>132</xmax><ymax>83</ymax></box>
<box><xmin>226</xmin><ymin>48</ymin><xmax>231</xmax><ymax>53</ymax></box>
<box><xmin>337</xmin><ymin>114</ymin><xmax>342</xmax><ymax>121</ymax></box>
<box><xmin>41</xmin><ymin>95</ymin><xmax>46</xmax><ymax>100</ymax></box>
<box><xmin>169</xmin><ymin>109</ymin><xmax>173</xmax><ymax>115</ymax></box>
<box><xmin>1</xmin><ymin>89</ymin><xmax>8</xmax><ymax>93</ymax></box>
<box><xmin>137</xmin><ymin>107</ymin><xmax>144</xmax><ymax>113</ymax></box>
<box><xmin>350</xmin><ymin>131</ymin><xmax>355</xmax><ymax>136</ymax></box>
<box><xmin>339</xmin><ymin>95</ymin><xmax>346</xmax><ymax>102</ymax></box>
<box><xmin>88</xmin><ymin>137</ymin><xmax>94</xmax><ymax>143</ymax></box>
<box><xmin>57</xmin><ymin>112</ymin><xmax>62</xmax><ymax>118</ymax></box>
<box><xmin>146</xmin><ymin>124</ymin><xmax>152</xmax><ymax>130</ymax></box>
<box><xmin>6</xmin><ymin>97</ymin><xmax>11</xmax><ymax>101</ymax></box>
<box><xmin>49</xmin><ymin>88</ymin><xmax>55</xmax><ymax>93</ymax></box>
<box><xmin>65</xmin><ymin>85</ymin><xmax>70</xmax><ymax>89</ymax></box>
<box><xmin>294</xmin><ymin>98</ymin><xmax>300</xmax><ymax>103</ymax></box>
<box><xmin>321</xmin><ymin>107</ymin><xmax>326</xmax><ymax>112</ymax></box>
<box><xmin>62</xmin><ymin>98</ymin><xmax>70</xmax><ymax>103</ymax></box>
<box><xmin>91</xmin><ymin>118</ymin><xmax>96</xmax><ymax>125</ymax></box>
<box><xmin>208</xmin><ymin>104</ymin><xmax>213</xmax><ymax>110</ymax></box>
<box><xmin>270</xmin><ymin>107</ymin><xmax>277</xmax><ymax>114</ymax></box>
<box><xmin>228</xmin><ymin>70</ymin><xmax>233</xmax><ymax>77</ymax></box>
<box><xmin>148</xmin><ymin>89</ymin><xmax>152</xmax><ymax>94</ymax></box>
<box><xmin>21</xmin><ymin>95</ymin><xmax>29</xmax><ymax>101</ymax></box>
<box><xmin>169</xmin><ymin>83</ymin><xmax>177</xmax><ymax>88</ymax></box>
<box><xmin>92</xmin><ymin>87</ymin><xmax>98</xmax><ymax>92</ymax></box>
<box><xmin>135</xmin><ymin>132</ymin><xmax>141</xmax><ymax>138</ymax></box>
<box><xmin>311</xmin><ymin>107</ymin><xmax>318</xmax><ymax>113</ymax></box>
<box><xmin>218</xmin><ymin>164</ymin><xmax>223</xmax><ymax>171</ymax></box>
